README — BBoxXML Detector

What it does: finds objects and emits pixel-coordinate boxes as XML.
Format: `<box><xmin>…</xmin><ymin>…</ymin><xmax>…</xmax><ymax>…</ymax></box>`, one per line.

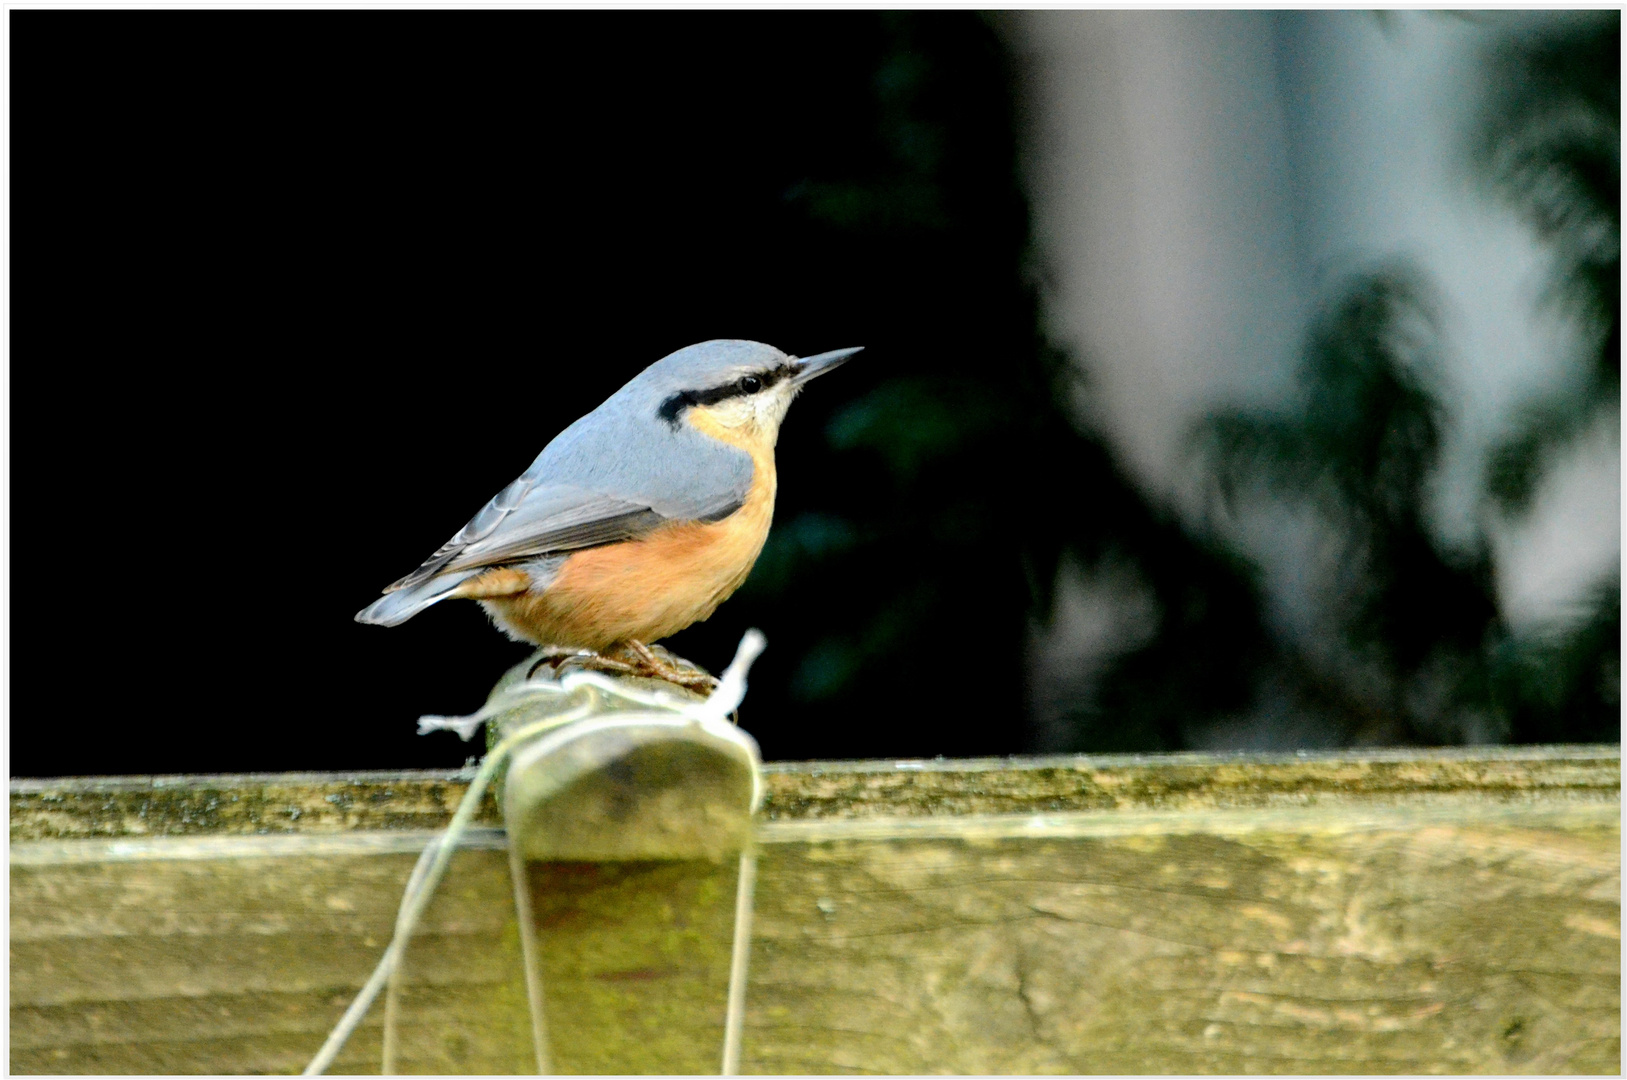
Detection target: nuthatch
<box><xmin>356</xmin><ymin>340</ymin><xmax>861</xmax><ymax>688</ymax></box>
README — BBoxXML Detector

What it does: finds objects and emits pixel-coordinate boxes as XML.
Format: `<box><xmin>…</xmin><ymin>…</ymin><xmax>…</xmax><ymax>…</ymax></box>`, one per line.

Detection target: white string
<box><xmin>301</xmin><ymin>701</ymin><xmax>595</xmax><ymax>1076</ymax></box>
<box><xmin>303</xmin><ymin>629</ymin><xmax>769</xmax><ymax>1076</ymax></box>
<box><xmin>508</xmin><ymin>839</ymin><xmax>552</xmax><ymax>1074</ymax></box>
<box><xmin>380</xmin><ymin>834</ymin><xmax>447</xmax><ymax>1073</ymax></box>
<box><xmin>720</xmin><ymin>843</ymin><xmax>759</xmax><ymax>1076</ymax></box>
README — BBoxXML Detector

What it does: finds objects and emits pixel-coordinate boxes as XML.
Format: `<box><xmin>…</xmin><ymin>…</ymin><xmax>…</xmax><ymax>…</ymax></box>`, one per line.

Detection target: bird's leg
<box><xmin>526</xmin><ymin>654</ymin><xmax>564</xmax><ymax>680</ymax></box>
<box><xmin>538</xmin><ymin>642</ymin><xmax>719</xmax><ymax>695</ymax></box>
<box><xmin>618</xmin><ymin>640</ymin><xmax>721</xmax><ymax>694</ymax></box>
<box><xmin>527</xmin><ymin>645</ymin><xmax>595</xmax><ymax>680</ymax></box>
<box><xmin>553</xmin><ymin>651</ymin><xmax>642</xmax><ymax>679</ymax></box>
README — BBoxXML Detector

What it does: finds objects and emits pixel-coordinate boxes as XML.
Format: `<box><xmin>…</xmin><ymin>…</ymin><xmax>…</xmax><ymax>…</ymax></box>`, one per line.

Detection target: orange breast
<box><xmin>479</xmin><ymin>418</ymin><xmax>778</xmax><ymax>650</ymax></box>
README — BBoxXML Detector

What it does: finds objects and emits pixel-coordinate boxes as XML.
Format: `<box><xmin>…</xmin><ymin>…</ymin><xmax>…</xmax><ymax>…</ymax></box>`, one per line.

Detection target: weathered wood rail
<box><xmin>10</xmin><ymin>744</ymin><xmax>1620</xmax><ymax>1074</ymax></box>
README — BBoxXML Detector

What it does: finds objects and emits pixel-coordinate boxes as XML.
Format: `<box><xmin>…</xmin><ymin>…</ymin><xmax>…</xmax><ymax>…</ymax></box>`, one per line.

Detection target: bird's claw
<box><xmin>531</xmin><ymin>641</ymin><xmax>720</xmax><ymax>695</ymax></box>
<box><xmin>622</xmin><ymin>640</ymin><xmax>720</xmax><ymax>693</ymax></box>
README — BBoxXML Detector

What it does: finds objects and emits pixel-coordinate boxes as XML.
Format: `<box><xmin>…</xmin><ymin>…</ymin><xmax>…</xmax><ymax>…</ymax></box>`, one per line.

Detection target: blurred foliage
<box><xmin>1199</xmin><ymin>270</ymin><xmax>1507</xmax><ymax>745</ymax></box>
<box><xmin>1190</xmin><ymin>9</ymin><xmax>1620</xmax><ymax>747</ymax></box>
<box><xmin>702</xmin><ymin>10</ymin><xmax>1618</xmax><ymax>756</ymax></box>
<box><xmin>1207</xmin><ymin>271</ymin><xmax>1445</xmax><ymax>534</ymax></box>
<box><xmin>1477</xmin><ymin>13</ymin><xmax>1619</xmax><ymax>743</ymax></box>
<box><xmin>1490</xmin><ymin>576</ymin><xmax>1620</xmax><ymax>744</ymax></box>
<box><xmin>1477</xmin><ymin>13</ymin><xmax>1619</xmax><ymax>510</ymax></box>
<box><xmin>1078</xmin><ymin>534</ymin><xmax>1278</xmax><ymax>752</ymax></box>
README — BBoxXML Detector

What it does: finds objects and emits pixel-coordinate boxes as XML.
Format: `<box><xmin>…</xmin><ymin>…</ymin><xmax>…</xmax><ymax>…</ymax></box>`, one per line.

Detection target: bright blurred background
<box><xmin>999</xmin><ymin>10</ymin><xmax>1618</xmax><ymax>753</ymax></box>
<box><xmin>12</xmin><ymin>11</ymin><xmax>1617</xmax><ymax>775</ymax></box>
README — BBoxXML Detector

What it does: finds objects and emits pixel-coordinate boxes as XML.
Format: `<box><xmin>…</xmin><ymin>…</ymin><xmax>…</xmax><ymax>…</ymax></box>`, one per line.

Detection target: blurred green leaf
<box><xmin>1195</xmin><ymin>266</ymin><xmax>1502</xmax><ymax>742</ymax></box>
<box><xmin>743</xmin><ymin>512</ymin><xmax>862</xmax><ymax>599</ymax></box>
<box><xmin>1490</xmin><ymin>576</ymin><xmax>1620</xmax><ymax>742</ymax></box>
<box><xmin>791</xmin><ymin>637</ymin><xmax>866</xmax><ymax>702</ymax></box>
<box><xmin>1201</xmin><ymin>268</ymin><xmax>1444</xmax><ymax>530</ymax></box>
<box><xmin>1486</xmin><ymin>394</ymin><xmax>1600</xmax><ymax>511</ymax></box>
<box><xmin>1476</xmin><ymin>14</ymin><xmax>1620</xmax><ymax>514</ymax></box>
<box><xmin>826</xmin><ymin>375</ymin><xmax>1016</xmax><ymax>482</ymax></box>
<box><xmin>791</xmin><ymin>178</ymin><xmax>952</xmax><ymax>232</ymax></box>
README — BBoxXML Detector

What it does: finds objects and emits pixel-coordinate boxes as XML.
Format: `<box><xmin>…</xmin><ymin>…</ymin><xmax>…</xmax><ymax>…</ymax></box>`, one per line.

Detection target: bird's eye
<box><xmin>739</xmin><ymin>375</ymin><xmax>762</xmax><ymax>394</ymax></box>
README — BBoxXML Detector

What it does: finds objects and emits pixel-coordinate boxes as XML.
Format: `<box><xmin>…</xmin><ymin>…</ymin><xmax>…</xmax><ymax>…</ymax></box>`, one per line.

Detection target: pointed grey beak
<box><xmin>790</xmin><ymin>346</ymin><xmax>863</xmax><ymax>386</ymax></box>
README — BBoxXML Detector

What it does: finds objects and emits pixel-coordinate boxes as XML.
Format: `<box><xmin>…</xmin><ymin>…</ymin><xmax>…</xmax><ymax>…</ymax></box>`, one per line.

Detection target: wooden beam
<box><xmin>12</xmin><ymin>744</ymin><xmax>1616</xmax><ymax>840</ymax></box>
<box><xmin>10</xmin><ymin>745</ymin><xmax>1620</xmax><ymax>1074</ymax></box>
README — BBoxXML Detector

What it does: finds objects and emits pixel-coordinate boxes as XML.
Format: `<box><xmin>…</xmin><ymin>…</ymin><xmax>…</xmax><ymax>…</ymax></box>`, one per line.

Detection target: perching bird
<box><xmin>356</xmin><ymin>339</ymin><xmax>861</xmax><ymax>688</ymax></box>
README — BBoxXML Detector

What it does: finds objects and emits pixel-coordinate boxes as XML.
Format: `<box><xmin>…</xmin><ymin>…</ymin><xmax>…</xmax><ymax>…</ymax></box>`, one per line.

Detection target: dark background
<box><xmin>12</xmin><ymin>12</ymin><xmax>1617</xmax><ymax>778</ymax></box>
<box><xmin>15</xmin><ymin>13</ymin><xmax>1055</xmax><ymax>774</ymax></box>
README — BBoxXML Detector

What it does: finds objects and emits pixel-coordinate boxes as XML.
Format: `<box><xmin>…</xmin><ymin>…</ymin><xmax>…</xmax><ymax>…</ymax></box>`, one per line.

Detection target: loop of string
<box><xmin>302</xmin><ymin>630</ymin><xmax>767</xmax><ymax>1077</ymax></box>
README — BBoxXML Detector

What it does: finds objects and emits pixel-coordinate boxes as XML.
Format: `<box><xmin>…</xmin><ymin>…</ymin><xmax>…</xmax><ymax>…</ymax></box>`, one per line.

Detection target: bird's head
<box><xmin>649</xmin><ymin>340</ymin><xmax>863</xmax><ymax>448</ymax></box>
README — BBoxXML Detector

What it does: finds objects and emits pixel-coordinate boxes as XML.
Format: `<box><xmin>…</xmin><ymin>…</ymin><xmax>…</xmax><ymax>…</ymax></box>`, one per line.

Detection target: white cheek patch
<box><xmin>711</xmin><ymin>399</ymin><xmax>758</xmax><ymax>429</ymax></box>
<box><xmin>758</xmin><ymin>385</ymin><xmax>797</xmax><ymax>427</ymax></box>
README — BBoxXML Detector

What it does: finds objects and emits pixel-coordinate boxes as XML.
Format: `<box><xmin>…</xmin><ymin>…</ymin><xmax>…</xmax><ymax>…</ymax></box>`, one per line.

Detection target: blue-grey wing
<box><xmin>381</xmin><ymin>484</ymin><xmax>664</xmax><ymax>593</ymax></box>
<box><xmin>382</xmin><ymin>415</ymin><xmax>753</xmax><ymax>593</ymax></box>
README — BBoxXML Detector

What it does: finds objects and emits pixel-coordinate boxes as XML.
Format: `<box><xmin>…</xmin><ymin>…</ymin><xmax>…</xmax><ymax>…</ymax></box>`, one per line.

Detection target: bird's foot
<box><xmin>543</xmin><ymin>640</ymin><xmax>715</xmax><ymax>693</ymax></box>
<box><xmin>537</xmin><ymin>642</ymin><xmax>718</xmax><ymax>695</ymax></box>
<box><xmin>619</xmin><ymin>640</ymin><xmax>721</xmax><ymax>694</ymax></box>
<box><xmin>527</xmin><ymin>646</ymin><xmax>595</xmax><ymax>680</ymax></box>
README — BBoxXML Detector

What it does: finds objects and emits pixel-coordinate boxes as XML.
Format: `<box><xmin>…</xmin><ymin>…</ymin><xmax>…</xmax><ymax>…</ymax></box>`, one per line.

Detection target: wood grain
<box><xmin>10</xmin><ymin>834</ymin><xmax>534</xmax><ymax>1075</ymax></box>
<box><xmin>743</xmin><ymin>802</ymin><xmax>1619</xmax><ymax>1074</ymax></box>
<box><xmin>10</xmin><ymin>746</ymin><xmax>1619</xmax><ymax>1074</ymax></box>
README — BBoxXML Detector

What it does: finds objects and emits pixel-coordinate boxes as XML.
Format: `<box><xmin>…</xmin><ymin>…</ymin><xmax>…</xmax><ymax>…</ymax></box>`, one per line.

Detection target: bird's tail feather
<box><xmin>355</xmin><ymin>569</ymin><xmax>481</xmax><ymax>627</ymax></box>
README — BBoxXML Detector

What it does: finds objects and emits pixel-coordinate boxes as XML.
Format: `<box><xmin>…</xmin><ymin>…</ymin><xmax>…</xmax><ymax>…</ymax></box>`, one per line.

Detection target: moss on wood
<box><xmin>13</xmin><ymin>744</ymin><xmax>1616</xmax><ymax>842</ymax></box>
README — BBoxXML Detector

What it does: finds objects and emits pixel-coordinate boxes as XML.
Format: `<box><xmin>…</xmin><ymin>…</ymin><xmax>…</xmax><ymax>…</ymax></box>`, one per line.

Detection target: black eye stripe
<box><xmin>656</xmin><ymin>364</ymin><xmax>792</xmax><ymax>429</ymax></box>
